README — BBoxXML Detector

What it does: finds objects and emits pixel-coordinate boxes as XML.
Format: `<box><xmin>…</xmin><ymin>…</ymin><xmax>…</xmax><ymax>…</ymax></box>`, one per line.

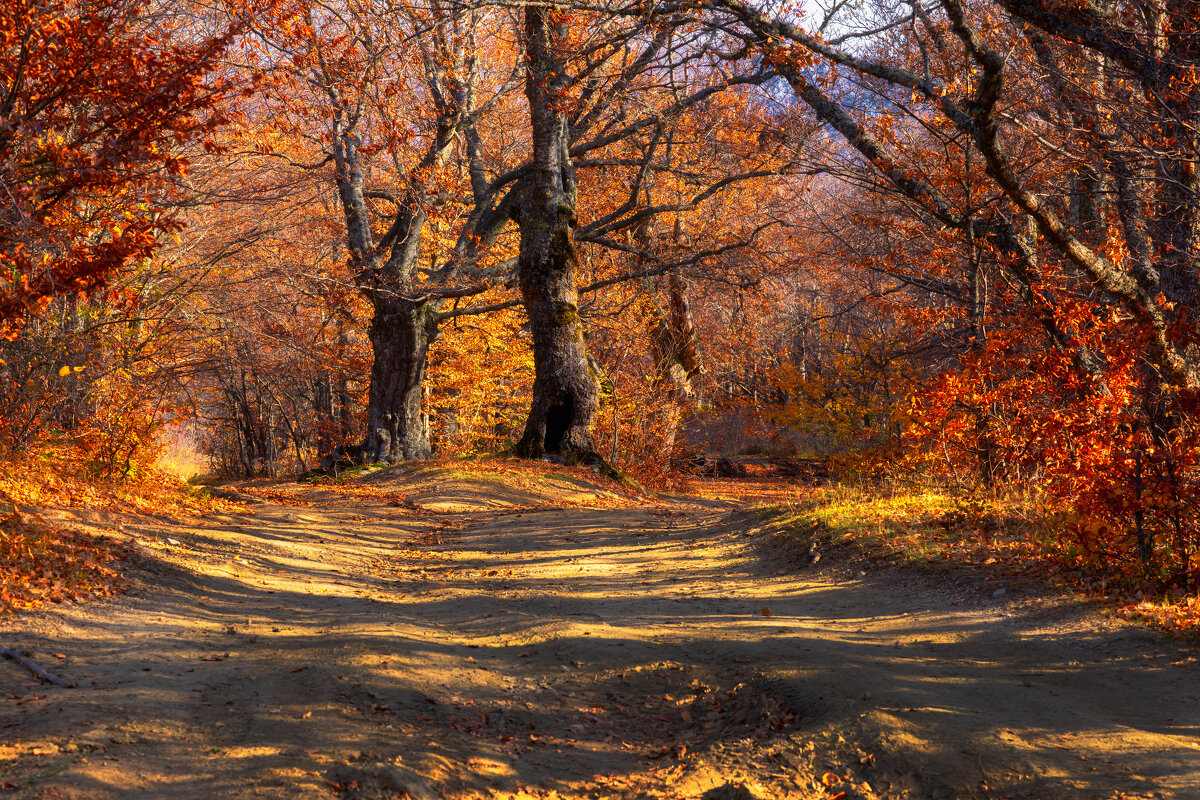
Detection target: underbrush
<box><xmin>750</xmin><ymin>484</ymin><xmax>1200</xmax><ymax>639</ymax></box>
<box><xmin>0</xmin><ymin>446</ymin><xmax>233</xmax><ymax>518</ymax></box>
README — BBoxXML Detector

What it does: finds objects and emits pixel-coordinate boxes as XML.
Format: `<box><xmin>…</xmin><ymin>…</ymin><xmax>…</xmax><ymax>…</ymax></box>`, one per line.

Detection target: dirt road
<box><xmin>1</xmin><ymin>465</ymin><xmax>1197</xmax><ymax>799</ymax></box>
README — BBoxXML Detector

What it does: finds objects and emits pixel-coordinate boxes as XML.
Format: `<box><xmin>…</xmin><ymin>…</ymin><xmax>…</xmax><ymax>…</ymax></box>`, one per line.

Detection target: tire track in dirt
<box><xmin>1</xmin><ymin>467</ymin><xmax>1197</xmax><ymax>800</ymax></box>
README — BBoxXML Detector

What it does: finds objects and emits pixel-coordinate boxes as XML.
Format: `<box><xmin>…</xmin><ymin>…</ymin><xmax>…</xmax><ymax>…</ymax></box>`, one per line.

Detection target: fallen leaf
<box><xmin>761</xmin><ymin>607</ymin><xmax>772</xmax><ymax>617</ymax></box>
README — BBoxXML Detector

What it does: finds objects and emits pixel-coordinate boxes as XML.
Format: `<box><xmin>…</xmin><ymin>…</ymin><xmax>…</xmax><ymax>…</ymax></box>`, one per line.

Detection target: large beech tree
<box><xmin>512</xmin><ymin>6</ymin><xmax>599</xmax><ymax>458</ymax></box>
<box><xmin>507</xmin><ymin>4</ymin><xmax>800</xmax><ymax>458</ymax></box>
<box><xmin>246</xmin><ymin>1</ymin><xmax>525</xmax><ymax>462</ymax></box>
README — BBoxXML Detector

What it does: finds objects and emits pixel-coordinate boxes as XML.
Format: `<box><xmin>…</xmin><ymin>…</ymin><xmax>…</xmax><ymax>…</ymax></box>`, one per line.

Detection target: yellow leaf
<box><xmin>72</xmin><ymin>365</ymin><xmax>85</xmax><ymax>373</ymax></box>
<box><xmin>58</xmin><ymin>366</ymin><xmax>71</xmax><ymax>377</ymax></box>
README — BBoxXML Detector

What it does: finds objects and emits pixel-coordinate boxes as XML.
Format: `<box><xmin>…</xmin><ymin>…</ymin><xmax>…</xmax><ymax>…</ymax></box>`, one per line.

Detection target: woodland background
<box><xmin>2</xmin><ymin>0</ymin><xmax>1200</xmax><ymax>629</ymax></box>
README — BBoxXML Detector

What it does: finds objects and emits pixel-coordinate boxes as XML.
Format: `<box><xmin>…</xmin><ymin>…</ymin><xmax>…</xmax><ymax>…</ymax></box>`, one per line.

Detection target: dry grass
<box><xmin>738</xmin><ymin>482</ymin><xmax>1200</xmax><ymax>638</ymax></box>
<box><xmin>154</xmin><ymin>425</ymin><xmax>210</xmax><ymax>484</ymax></box>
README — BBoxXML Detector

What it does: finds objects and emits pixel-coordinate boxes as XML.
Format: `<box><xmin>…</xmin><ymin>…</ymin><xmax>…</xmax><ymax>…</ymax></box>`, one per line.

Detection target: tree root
<box><xmin>1</xmin><ymin>645</ymin><xmax>75</xmax><ymax>688</ymax></box>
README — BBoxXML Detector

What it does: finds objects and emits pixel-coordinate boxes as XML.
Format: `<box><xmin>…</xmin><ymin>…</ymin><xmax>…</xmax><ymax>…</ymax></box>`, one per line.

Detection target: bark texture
<box><xmin>330</xmin><ymin>123</ymin><xmax>436</xmax><ymax>464</ymax></box>
<box><xmin>514</xmin><ymin>6</ymin><xmax>599</xmax><ymax>458</ymax></box>
<box><xmin>362</xmin><ymin>297</ymin><xmax>436</xmax><ymax>462</ymax></box>
<box><xmin>515</xmin><ymin>220</ymin><xmax>599</xmax><ymax>457</ymax></box>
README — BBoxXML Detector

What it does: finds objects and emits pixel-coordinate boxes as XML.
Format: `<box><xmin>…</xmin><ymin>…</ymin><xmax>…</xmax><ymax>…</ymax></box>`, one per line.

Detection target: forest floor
<box><xmin>1</xmin><ymin>462</ymin><xmax>1197</xmax><ymax>800</ymax></box>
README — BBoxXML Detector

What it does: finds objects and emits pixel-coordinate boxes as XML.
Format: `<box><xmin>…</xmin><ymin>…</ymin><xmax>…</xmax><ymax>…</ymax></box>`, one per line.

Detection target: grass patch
<box><xmin>747</xmin><ymin>487</ymin><xmax>997</xmax><ymax>566</ymax></box>
<box><xmin>747</xmin><ymin>483</ymin><xmax>1200</xmax><ymax>639</ymax></box>
<box><xmin>759</xmin><ymin>486</ymin><xmax>1055</xmax><ymax>564</ymax></box>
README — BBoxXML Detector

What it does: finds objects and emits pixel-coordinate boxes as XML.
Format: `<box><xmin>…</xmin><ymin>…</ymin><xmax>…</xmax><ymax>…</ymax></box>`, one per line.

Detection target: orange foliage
<box><xmin>4</xmin><ymin>0</ymin><xmax>1199</xmax><ymax>635</ymax></box>
<box><xmin>0</xmin><ymin>447</ymin><xmax>232</xmax><ymax>518</ymax></box>
<box><xmin>0</xmin><ymin>511</ymin><xmax>129</xmax><ymax>613</ymax></box>
<box><xmin>0</xmin><ymin>439</ymin><xmax>234</xmax><ymax>611</ymax></box>
<box><xmin>0</xmin><ymin>0</ymin><xmax>236</xmax><ymax>336</ymax></box>
<box><xmin>429</xmin><ymin>309</ymin><xmax>533</xmax><ymax>455</ymax></box>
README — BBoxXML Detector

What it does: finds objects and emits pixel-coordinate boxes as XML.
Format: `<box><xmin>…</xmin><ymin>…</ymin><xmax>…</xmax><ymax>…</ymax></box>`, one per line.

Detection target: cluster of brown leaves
<box><xmin>0</xmin><ymin>448</ymin><xmax>236</xmax><ymax>613</ymax></box>
<box><xmin>0</xmin><ymin>511</ymin><xmax>130</xmax><ymax>613</ymax></box>
<box><xmin>0</xmin><ymin>446</ymin><xmax>233</xmax><ymax>518</ymax></box>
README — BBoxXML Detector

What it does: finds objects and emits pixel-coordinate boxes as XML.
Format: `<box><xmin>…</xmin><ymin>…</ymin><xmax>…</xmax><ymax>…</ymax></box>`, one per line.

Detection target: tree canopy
<box><xmin>3</xmin><ymin>0</ymin><xmax>1199</xmax><ymax>610</ymax></box>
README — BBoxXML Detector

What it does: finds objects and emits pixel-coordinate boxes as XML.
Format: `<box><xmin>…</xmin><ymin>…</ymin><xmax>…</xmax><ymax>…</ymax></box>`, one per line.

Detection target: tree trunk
<box><xmin>362</xmin><ymin>296</ymin><xmax>436</xmax><ymax>462</ymax></box>
<box><xmin>514</xmin><ymin>204</ymin><xmax>599</xmax><ymax>457</ymax></box>
<box><xmin>331</xmin><ymin>125</ymin><xmax>439</xmax><ymax>465</ymax></box>
<box><xmin>514</xmin><ymin>5</ymin><xmax>599</xmax><ymax>459</ymax></box>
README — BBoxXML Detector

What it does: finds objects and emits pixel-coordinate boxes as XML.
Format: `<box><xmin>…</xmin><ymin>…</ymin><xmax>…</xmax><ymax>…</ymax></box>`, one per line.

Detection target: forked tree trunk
<box><xmin>332</xmin><ymin>128</ymin><xmax>439</xmax><ymax>465</ymax></box>
<box><xmin>323</xmin><ymin>11</ymin><xmax>507</xmax><ymax>468</ymax></box>
<box><xmin>362</xmin><ymin>296</ymin><xmax>436</xmax><ymax>462</ymax></box>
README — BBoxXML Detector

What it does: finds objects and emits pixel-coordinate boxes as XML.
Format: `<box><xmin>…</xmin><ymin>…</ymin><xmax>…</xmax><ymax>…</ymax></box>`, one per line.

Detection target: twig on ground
<box><xmin>0</xmin><ymin>645</ymin><xmax>75</xmax><ymax>688</ymax></box>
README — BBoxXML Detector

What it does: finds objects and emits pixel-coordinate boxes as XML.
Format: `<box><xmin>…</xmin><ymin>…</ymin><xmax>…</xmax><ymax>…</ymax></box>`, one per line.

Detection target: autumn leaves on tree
<box><xmin>708</xmin><ymin>0</ymin><xmax>1200</xmax><ymax>585</ymax></box>
<box><xmin>0</xmin><ymin>0</ymin><xmax>235</xmax><ymax>336</ymax></box>
<box><xmin>3</xmin><ymin>0</ymin><xmax>1200</xmax><ymax>606</ymax></box>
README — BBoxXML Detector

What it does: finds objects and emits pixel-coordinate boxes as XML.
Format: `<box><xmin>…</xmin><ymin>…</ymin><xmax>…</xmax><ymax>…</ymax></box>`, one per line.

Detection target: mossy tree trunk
<box><xmin>514</xmin><ymin>5</ymin><xmax>599</xmax><ymax>458</ymax></box>
<box><xmin>515</xmin><ymin>215</ymin><xmax>599</xmax><ymax>457</ymax></box>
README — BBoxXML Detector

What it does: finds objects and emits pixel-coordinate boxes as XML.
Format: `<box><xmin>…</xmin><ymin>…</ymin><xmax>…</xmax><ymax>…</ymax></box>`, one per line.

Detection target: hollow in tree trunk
<box><xmin>514</xmin><ymin>205</ymin><xmax>599</xmax><ymax>458</ymax></box>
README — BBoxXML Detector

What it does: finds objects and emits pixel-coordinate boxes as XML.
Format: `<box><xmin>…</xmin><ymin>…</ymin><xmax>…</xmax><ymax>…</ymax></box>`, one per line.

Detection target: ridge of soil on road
<box><xmin>1</xmin><ymin>461</ymin><xmax>1196</xmax><ymax>800</ymax></box>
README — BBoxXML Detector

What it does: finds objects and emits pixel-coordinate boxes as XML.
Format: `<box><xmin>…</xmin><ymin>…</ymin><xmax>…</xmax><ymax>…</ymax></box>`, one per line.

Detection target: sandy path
<box><xmin>1</xmin><ymin>471</ymin><xmax>1197</xmax><ymax>800</ymax></box>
